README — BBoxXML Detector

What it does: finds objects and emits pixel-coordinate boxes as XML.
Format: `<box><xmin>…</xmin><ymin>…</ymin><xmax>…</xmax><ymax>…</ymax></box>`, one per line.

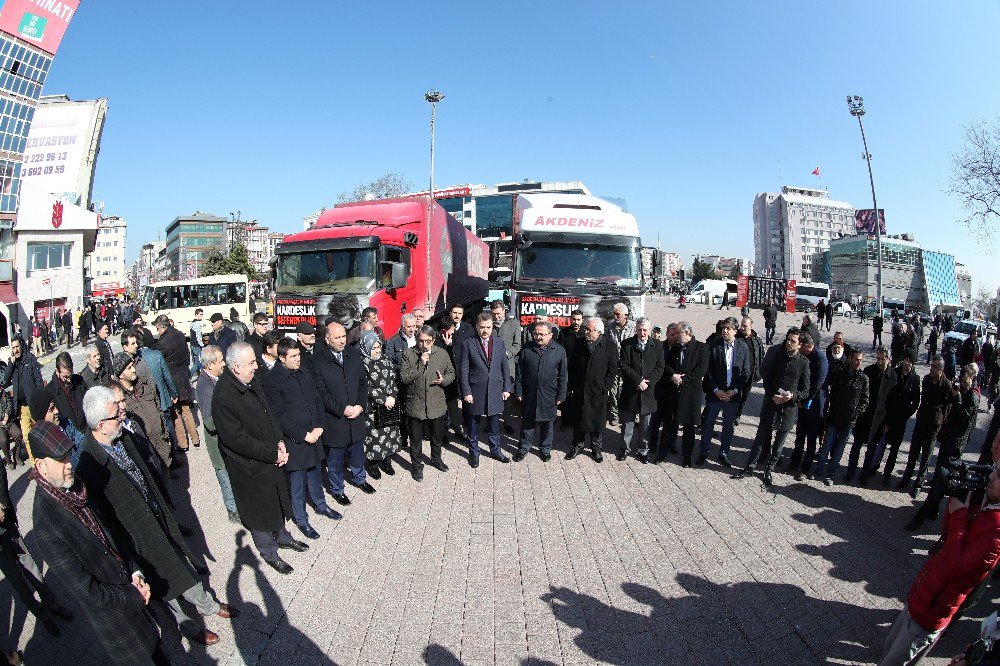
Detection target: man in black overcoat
<box><xmin>616</xmin><ymin>317</ymin><xmax>665</xmax><ymax>463</ymax></box>
<box><xmin>213</xmin><ymin>341</ymin><xmax>307</xmax><ymax>574</ymax></box>
<box><xmin>565</xmin><ymin>317</ymin><xmax>619</xmax><ymax>462</ymax></box>
<box><xmin>47</xmin><ymin>352</ymin><xmax>86</xmax><ymax>431</ymax></box>
<box><xmin>263</xmin><ymin>338</ymin><xmax>342</xmax><ymax>540</ymax></box>
<box><xmin>514</xmin><ymin>322</ymin><xmax>568</xmax><ymax>462</ymax></box>
<box><xmin>312</xmin><ymin>322</ymin><xmax>373</xmax><ymax>506</ymax></box>
<box><xmin>29</xmin><ymin>420</ymin><xmax>166</xmax><ymax>665</ymax></box>
<box><xmin>77</xmin><ymin>385</ymin><xmax>235</xmax><ymax>644</ymax></box>
<box><xmin>660</xmin><ymin>321</ymin><xmax>709</xmax><ymax>467</ymax></box>
<box><xmin>843</xmin><ymin>346</ymin><xmax>896</xmax><ymax>483</ymax></box>
<box><xmin>733</xmin><ymin>327</ymin><xmax>810</xmax><ymax>486</ymax></box>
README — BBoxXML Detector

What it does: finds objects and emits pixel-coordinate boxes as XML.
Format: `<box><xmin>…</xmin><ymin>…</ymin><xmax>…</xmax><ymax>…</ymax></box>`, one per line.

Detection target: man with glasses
<box><xmin>897</xmin><ymin>355</ymin><xmax>954</xmax><ymax>494</ymax></box>
<box><xmin>732</xmin><ymin>328</ymin><xmax>810</xmax><ymax>487</ymax></box>
<box><xmin>401</xmin><ymin>325</ymin><xmax>456</xmax><ymax>481</ymax></box>
<box><xmin>515</xmin><ymin>322</ymin><xmax>568</xmax><ymax>462</ymax></box>
<box><xmin>247</xmin><ymin>312</ymin><xmax>270</xmax><ymax>368</ymax></box>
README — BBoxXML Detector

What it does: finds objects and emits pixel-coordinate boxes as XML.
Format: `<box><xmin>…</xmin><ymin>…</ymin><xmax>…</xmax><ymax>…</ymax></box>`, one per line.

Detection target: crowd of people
<box><xmin>1</xmin><ymin>296</ymin><xmax>999</xmax><ymax>664</ymax></box>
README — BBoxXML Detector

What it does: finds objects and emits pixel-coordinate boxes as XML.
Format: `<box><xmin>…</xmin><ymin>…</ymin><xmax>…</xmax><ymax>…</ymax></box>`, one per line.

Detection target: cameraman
<box><xmin>907</xmin><ymin>364</ymin><xmax>982</xmax><ymax>532</ymax></box>
<box><xmin>879</xmin><ymin>467</ymin><xmax>1000</xmax><ymax>665</ymax></box>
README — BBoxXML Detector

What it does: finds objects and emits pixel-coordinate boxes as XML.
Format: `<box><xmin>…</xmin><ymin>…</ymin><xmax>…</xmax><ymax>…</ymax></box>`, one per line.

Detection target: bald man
<box><xmin>312</xmin><ymin>322</ymin><xmax>373</xmax><ymax>506</ymax></box>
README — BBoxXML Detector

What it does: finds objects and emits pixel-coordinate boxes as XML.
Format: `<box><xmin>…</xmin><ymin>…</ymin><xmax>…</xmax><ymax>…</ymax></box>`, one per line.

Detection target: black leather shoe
<box><xmin>332</xmin><ymin>493</ymin><xmax>352</xmax><ymax>506</ymax></box>
<box><xmin>695</xmin><ymin>454</ymin><xmax>707</xmax><ymax>466</ymax></box>
<box><xmin>490</xmin><ymin>451</ymin><xmax>511</xmax><ymax>463</ymax></box>
<box><xmin>412</xmin><ymin>467</ymin><xmax>424</xmax><ymax>482</ymax></box>
<box><xmin>355</xmin><ymin>482</ymin><xmax>376</xmax><ymax>494</ymax></box>
<box><xmin>565</xmin><ymin>448</ymin><xmax>582</xmax><ymax>461</ymax></box>
<box><xmin>593</xmin><ymin>451</ymin><xmax>604</xmax><ymax>463</ymax></box>
<box><xmin>469</xmin><ymin>456</ymin><xmax>480</xmax><ymax>468</ymax></box>
<box><xmin>540</xmin><ymin>452</ymin><xmax>551</xmax><ymax>462</ymax></box>
<box><xmin>718</xmin><ymin>454</ymin><xmax>733</xmax><ymax>468</ymax></box>
<box><xmin>278</xmin><ymin>539</ymin><xmax>310</xmax><ymax>552</ymax></box>
<box><xmin>298</xmin><ymin>524</ymin><xmax>320</xmax><ymax>540</ymax></box>
<box><xmin>512</xmin><ymin>451</ymin><xmax>526</xmax><ymax>462</ymax></box>
<box><xmin>731</xmin><ymin>468</ymin><xmax>753</xmax><ymax>480</ymax></box>
<box><xmin>682</xmin><ymin>461</ymin><xmax>692</xmax><ymax>468</ymax></box>
<box><xmin>367</xmin><ymin>464</ymin><xmax>382</xmax><ymax>480</ymax></box>
<box><xmin>264</xmin><ymin>558</ymin><xmax>293</xmax><ymax>575</ymax></box>
<box><xmin>381</xmin><ymin>460</ymin><xmax>396</xmax><ymax>475</ymax></box>
<box><xmin>615</xmin><ymin>451</ymin><xmax>628</xmax><ymax>462</ymax></box>
<box><xmin>431</xmin><ymin>459</ymin><xmax>449</xmax><ymax>472</ymax></box>
<box><xmin>763</xmin><ymin>471</ymin><xmax>773</xmax><ymax>487</ymax></box>
<box><xmin>317</xmin><ymin>508</ymin><xmax>342</xmax><ymax>521</ymax></box>
<box><xmin>637</xmin><ymin>453</ymin><xmax>648</xmax><ymax>464</ymax></box>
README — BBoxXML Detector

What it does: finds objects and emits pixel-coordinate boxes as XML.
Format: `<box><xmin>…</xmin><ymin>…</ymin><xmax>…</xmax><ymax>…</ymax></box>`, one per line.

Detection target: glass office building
<box><xmin>923</xmin><ymin>250</ymin><xmax>961</xmax><ymax>310</ymax></box>
<box><xmin>165</xmin><ymin>213</ymin><xmax>228</xmax><ymax>279</ymax></box>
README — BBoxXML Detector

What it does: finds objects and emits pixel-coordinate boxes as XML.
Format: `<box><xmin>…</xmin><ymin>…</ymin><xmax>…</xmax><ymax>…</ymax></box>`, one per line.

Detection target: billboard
<box><xmin>736</xmin><ymin>275</ymin><xmax>797</xmax><ymax>313</ymax></box>
<box><xmin>855</xmin><ymin>209</ymin><xmax>886</xmax><ymax>235</ymax></box>
<box><xmin>21</xmin><ymin>99</ymin><xmax>106</xmax><ymax>208</ymax></box>
<box><xmin>0</xmin><ymin>0</ymin><xmax>80</xmax><ymax>55</ymax></box>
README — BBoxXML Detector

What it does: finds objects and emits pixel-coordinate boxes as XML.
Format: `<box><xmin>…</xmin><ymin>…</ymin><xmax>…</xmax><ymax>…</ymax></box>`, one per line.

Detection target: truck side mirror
<box><xmin>391</xmin><ymin>262</ymin><xmax>408</xmax><ymax>289</ymax></box>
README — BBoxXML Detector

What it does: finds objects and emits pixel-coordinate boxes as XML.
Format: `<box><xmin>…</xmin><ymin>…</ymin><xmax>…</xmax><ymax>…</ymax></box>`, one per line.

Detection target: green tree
<box><xmin>691</xmin><ymin>258</ymin><xmax>715</xmax><ymax>282</ymax></box>
<box><xmin>202</xmin><ymin>241</ymin><xmax>262</xmax><ymax>281</ymax></box>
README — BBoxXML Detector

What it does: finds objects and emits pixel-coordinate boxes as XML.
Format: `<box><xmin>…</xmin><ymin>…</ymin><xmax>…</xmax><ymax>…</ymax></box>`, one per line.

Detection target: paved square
<box><xmin>3</xmin><ymin>299</ymin><xmax>995</xmax><ymax>664</ymax></box>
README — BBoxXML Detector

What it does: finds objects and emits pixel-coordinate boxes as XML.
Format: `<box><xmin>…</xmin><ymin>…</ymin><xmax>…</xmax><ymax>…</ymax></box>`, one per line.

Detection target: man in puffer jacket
<box><xmin>877</xmin><ymin>468</ymin><xmax>1000</xmax><ymax>665</ymax></box>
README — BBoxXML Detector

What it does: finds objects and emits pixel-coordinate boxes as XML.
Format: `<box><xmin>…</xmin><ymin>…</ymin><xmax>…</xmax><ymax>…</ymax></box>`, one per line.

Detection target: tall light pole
<box><xmin>847</xmin><ymin>95</ymin><xmax>883</xmax><ymax>312</ymax></box>
<box><xmin>424</xmin><ymin>89</ymin><xmax>445</xmax><ymax>311</ymax></box>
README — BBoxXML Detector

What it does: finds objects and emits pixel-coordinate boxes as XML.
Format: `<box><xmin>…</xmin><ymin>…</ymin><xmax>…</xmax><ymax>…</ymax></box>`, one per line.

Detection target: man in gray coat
<box><xmin>401</xmin><ymin>325</ymin><xmax>456</xmax><ymax>481</ymax></box>
<box><xmin>617</xmin><ymin>317</ymin><xmax>665</xmax><ymax>463</ymax></box>
<box><xmin>491</xmin><ymin>300</ymin><xmax>521</xmax><ymax>435</ymax></box>
<box><xmin>514</xmin><ymin>323</ymin><xmax>568</xmax><ymax>462</ymax></box>
<box><xmin>458</xmin><ymin>313</ymin><xmax>512</xmax><ymax>467</ymax></box>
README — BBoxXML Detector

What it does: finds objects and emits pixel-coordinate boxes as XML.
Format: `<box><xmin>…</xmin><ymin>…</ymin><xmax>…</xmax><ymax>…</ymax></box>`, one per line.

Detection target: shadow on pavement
<box><xmin>424</xmin><ymin>643</ymin><xmax>463</xmax><ymax>665</ymax></box>
<box><xmin>541</xmin><ymin>573</ymin><xmax>897</xmax><ymax>664</ymax></box>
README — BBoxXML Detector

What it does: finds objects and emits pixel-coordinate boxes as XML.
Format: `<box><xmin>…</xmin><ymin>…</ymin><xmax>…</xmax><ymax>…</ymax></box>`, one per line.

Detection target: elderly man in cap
<box><xmin>28</xmin><ymin>385</ymin><xmax>86</xmax><ymax>469</ymax></box>
<box><xmin>213</xmin><ymin>341</ymin><xmax>306</xmax><ymax>574</ymax></box>
<box><xmin>28</xmin><ymin>420</ymin><xmax>167</xmax><ymax>665</ymax></box>
<box><xmin>294</xmin><ymin>321</ymin><xmax>317</xmax><ymax>375</ymax></box>
<box><xmin>208</xmin><ymin>312</ymin><xmax>238</xmax><ymax>358</ymax></box>
<box><xmin>77</xmin><ymin>385</ymin><xmax>236</xmax><ymax>645</ymax></box>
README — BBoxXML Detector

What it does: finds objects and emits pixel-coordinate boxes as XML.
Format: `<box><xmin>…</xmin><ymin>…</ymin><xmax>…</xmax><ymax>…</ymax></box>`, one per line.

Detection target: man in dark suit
<box><xmin>312</xmin><ymin>322</ymin><xmax>373</xmax><ymax>506</ymax></box>
<box><xmin>95</xmin><ymin>322</ymin><xmax>114</xmax><ymax>381</ymax></box>
<box><xmin>565</xmin><ymin>317</ymin><xmax>619</xmax><ymax>462</ymax></box>
<box><xmin>214</xmin><ymin>342</ymin><xmax>307</xmax><ymax>574</ymax></box>
<box><xmin>515</xmin><ymin>322</ymin><xmax>568</xmax><ymax>461</ymax></box>
<box><xmin>458</xmin><ymin>313</ymin><xmax>512</xmax><ymax>467</ymax></box>
<box><xmin>843</xmin><ymin>346</ymin><xmax>896</xmax><ymax>484</ymax></box>
<box><xmin>732</xmin><ymin>328</ymin><xmax>810</xmax><ymax>486</ymax></box>
<box><xmin>786</xmin><ymin>331</ymin><xmax>828</xmax><ymax>480</ymax></box>
<box><xmin>617</xmin><ymin>317</ymin><xmax>665</xmax><ymax>463</ymax></box>
<box><xmin>1</xmin><ymin>337</ymin><xmax>44</xmax><ymax>447</ymax></box>
<box><xmin>264</xmin><ymin>339</ymin><xmax>342</xmax><ymax>540</ymax></box>
<box><xmin>78</xmin><ymin>385</ymin><xmax>235</xmax><ymax>645</ymax></box>
<box><xmin>735</xmin><ymin>316</ymin><xmax>764</xmax><ymax>427</ymax></box>
<box><xmin>29</xmin><ymin>420</ymin><xmax>166</xmax><ymax>665</ymax></box>
<box><xmin>47</xmin><ymin>351</ymin><xmax>86</xmax><ymax>431</ymax></box>
<box><xmin>660</xmin><ymin>321</ymin><xmax>709</xmax><ymax>467</ymax></box>
<box><xmin>699</xmin><ymin>317</ymin><xmax>750</xmax><ymax>468</ymax></box>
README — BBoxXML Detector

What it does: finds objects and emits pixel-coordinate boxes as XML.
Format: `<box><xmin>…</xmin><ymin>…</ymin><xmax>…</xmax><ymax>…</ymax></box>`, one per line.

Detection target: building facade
<box><xmin>165</xmin><ymin>212</ymin><xmax>226</xmax><ymax>280</ymax></box>
<box><xmin>661</xmin><ymin>252</ymin><xmax>683</xmax><ymax>277</ymax></box>
<box><xmin>753</xmin><ymin>186</ymin><xmax>856</xmax><ymax>282</ymax></box>
<box><xmin>89</xmin><ymin>213</ymin><xmax>126</xmax><ymax>296</ymax></box>
<box><xmin>127</xmin><ymin>239</ymin><xmax>164</xmax><ymax>295</ymax></box>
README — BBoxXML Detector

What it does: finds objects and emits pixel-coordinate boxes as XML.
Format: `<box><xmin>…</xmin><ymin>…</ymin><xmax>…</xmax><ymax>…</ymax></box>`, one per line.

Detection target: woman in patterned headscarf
<box><xmin>358</xmin><ymin>330</ymin><xmax>403</xmax><ymax>478</ymax></box>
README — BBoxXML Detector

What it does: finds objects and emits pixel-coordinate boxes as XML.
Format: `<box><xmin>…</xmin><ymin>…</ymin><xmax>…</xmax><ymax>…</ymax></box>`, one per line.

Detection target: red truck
<box><xmin>272</xmin><ymin>197</ymin><xmax>489</xmax><ymax>335</ymax></box>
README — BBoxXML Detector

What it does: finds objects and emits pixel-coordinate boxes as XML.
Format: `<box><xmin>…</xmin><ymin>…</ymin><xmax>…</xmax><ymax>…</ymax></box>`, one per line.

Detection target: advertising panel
<box><xmin>736</xmin><ymin>276</ymin><xmax>796</xmax><ymax>312</ymax></box>
<box><xmin>515</xmin><ymin>292</ymin><xmax>643</xmax><ymax>329</ymax></box>
<box><xmin>273</xmin><ymin>293</ymin><xmax>373</xmax><ymax>334</ymax></box>
<box><xmin>855</xmin><ymin>209</ymin><xmax>886</xmax><ymax>235</ymax></box>
<box><xmin>0</xmin><ymin>0</ymin><xmax>80</xmax><ymax>56</ymax></box>
<box><xmin>21</xmin><ymin>100</ymin><xmax>104</xmax><ymax>206</ymax></box>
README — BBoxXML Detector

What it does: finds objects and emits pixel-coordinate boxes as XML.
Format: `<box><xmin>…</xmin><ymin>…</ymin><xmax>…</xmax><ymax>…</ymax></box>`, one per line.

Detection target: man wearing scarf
<box><xmin>28</xmin><ymin>420</ymin><xmax>166</xmax><ymax>665</ymax></box>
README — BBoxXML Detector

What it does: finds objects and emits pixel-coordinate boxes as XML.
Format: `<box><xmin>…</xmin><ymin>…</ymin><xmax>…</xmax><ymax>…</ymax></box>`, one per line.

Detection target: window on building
<box><xmin>27</xmin><ymin>241</ymin><xmax>71</xmax><ymax>271</ymax></box>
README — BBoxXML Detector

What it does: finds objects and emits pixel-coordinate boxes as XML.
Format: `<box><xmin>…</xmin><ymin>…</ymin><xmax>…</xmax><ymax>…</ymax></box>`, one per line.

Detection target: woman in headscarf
<box><xmin>358</xmin><ymin>330</ymin><xmax>403</xmax><ymax>478</ymax></box>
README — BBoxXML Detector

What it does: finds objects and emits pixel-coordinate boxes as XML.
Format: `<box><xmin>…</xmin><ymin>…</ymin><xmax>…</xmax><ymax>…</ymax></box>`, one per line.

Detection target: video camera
<box><xmin>945</xmin><ymin>459</ymin><xmax>994</xmax><ymax>501</ymax></box>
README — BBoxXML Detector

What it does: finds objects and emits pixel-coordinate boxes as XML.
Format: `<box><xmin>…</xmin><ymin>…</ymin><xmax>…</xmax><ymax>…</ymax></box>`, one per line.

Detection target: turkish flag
<box><xmin>811</xmin><ymin>167</ymin><xmax>821</xmax><ymax>176</ymax></box>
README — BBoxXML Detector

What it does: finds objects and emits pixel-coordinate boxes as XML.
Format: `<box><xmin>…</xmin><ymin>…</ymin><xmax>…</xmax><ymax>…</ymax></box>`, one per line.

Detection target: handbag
<box><xmin>373</xmin><ymin>400</ymin><xmax>401</xmax><ymax>428</ymax></box>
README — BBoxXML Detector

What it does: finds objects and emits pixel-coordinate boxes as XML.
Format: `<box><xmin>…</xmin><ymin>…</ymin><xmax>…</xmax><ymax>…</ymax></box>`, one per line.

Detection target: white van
<box><xmin>687</xmin><ymin>279</ymin><xmax>736</xmax><ymax>305</ymax></box>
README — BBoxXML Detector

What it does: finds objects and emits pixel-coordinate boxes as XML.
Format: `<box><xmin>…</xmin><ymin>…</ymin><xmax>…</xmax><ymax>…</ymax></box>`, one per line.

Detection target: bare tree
<box><xmin>337</xmin><ymin>172</ymin><xmax>413</xmax><ymax>203</ymax></box>
<box><xmin>950</xmin><ymin>119</ymin><xmax>1000</xmax><ymax>240</ymax></box>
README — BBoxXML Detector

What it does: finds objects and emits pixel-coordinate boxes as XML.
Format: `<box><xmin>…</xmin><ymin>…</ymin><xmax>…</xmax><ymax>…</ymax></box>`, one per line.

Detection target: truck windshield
<box><xmin>516</xmin><ymin>243</ymin><xmax>640</xmax><ymax>287</ymax></box>
<box><xmin>276</xmin><ymin>249</ymin><xmax>377</xmax><ymax>295</ymax></box>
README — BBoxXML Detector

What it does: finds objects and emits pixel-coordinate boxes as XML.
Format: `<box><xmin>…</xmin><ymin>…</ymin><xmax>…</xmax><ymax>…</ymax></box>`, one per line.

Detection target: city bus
<box><xmin>137</xmin><ymin>273</ymin><xmax>250</xmax><ymax>340</ymax></box>
<box><xmin>794</xmin><ymin>281</ymin><xmax>831</xmax><ymax>308</ymax></box>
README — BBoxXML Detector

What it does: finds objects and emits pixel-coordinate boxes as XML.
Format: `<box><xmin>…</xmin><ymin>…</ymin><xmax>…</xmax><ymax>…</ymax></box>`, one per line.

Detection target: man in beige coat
<box><xmin>401</xmin><ymin>325</ymin><xmax>455</xmax><ymax>481</ymax></box>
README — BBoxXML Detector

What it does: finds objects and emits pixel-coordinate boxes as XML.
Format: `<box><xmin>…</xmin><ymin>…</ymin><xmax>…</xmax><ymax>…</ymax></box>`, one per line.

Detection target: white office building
<box><xmin>753</xmin><ymin>186</ymin><xmax>856</xmax><ymax>282</ymax></box>
<box><xmin>89</xmin><ymin>214</ymin><xmax>127</xmax><ymax>297</ymax></box>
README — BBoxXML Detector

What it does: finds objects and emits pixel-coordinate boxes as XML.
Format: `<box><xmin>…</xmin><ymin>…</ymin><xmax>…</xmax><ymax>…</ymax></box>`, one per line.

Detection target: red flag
<box><xmin>811</xmin><ymin>167</ymin><xmax>821</xmax><ymax>176</ymax></box>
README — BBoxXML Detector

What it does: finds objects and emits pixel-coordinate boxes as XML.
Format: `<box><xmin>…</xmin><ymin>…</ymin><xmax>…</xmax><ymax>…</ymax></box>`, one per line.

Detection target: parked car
<box><xmin>944</xmin><ymin>319</ymin><xmax>988</xmax><ymax>348</ymax></box>
<box><xmin>830</xmin><ymin>301</ymin><xmax>854</xmax><ymax>317</ymax></box>
<box><xmin>795</xmin><ymin>297</ymin><xmax>814</xmax><ymax>313</ymax></box>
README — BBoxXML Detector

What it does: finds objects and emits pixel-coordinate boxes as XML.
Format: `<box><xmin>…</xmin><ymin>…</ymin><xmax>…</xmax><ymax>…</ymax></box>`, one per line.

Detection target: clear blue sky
<box><xmin>39</xmin><ymin>1</ymin><xmax>1000</xmax><ymax>296</ymax></box>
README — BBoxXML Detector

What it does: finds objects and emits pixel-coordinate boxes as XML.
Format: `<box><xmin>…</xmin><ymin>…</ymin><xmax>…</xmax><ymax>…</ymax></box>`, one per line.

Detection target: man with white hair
<box><xmin>606</xmin><ymin>303</ymin><xmax>635</xmax><ymax>426</ymax></box>
<box><xmin>213</xmin><ymin>342</ymin><xmax>306</xmax><ymax>574</ymax></box>
<box><xmin>77</xmin><ymin>386</ymin><xmax>236</xmax><ymax>645</ymax></box>
<box><xmin>565</xmin><ymin>317</ymin><xmax>618</xmax><ymax>462</ymax></box>
<box><xmin>616</xmin><ymin>317</ymin><xmax>665</xmax><ymax>463</ymax></box>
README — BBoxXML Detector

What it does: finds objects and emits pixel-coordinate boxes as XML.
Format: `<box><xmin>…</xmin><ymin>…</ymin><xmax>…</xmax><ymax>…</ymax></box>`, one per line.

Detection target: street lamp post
<box><xmin>424</xmin><ymin>89</ymin><xmax>445</xmax><ymax>311</ymax></box>
<box><xmin>847</xmin><ymin>95</ymin><xmax>883</xmax><ymax>313</ymax></box>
